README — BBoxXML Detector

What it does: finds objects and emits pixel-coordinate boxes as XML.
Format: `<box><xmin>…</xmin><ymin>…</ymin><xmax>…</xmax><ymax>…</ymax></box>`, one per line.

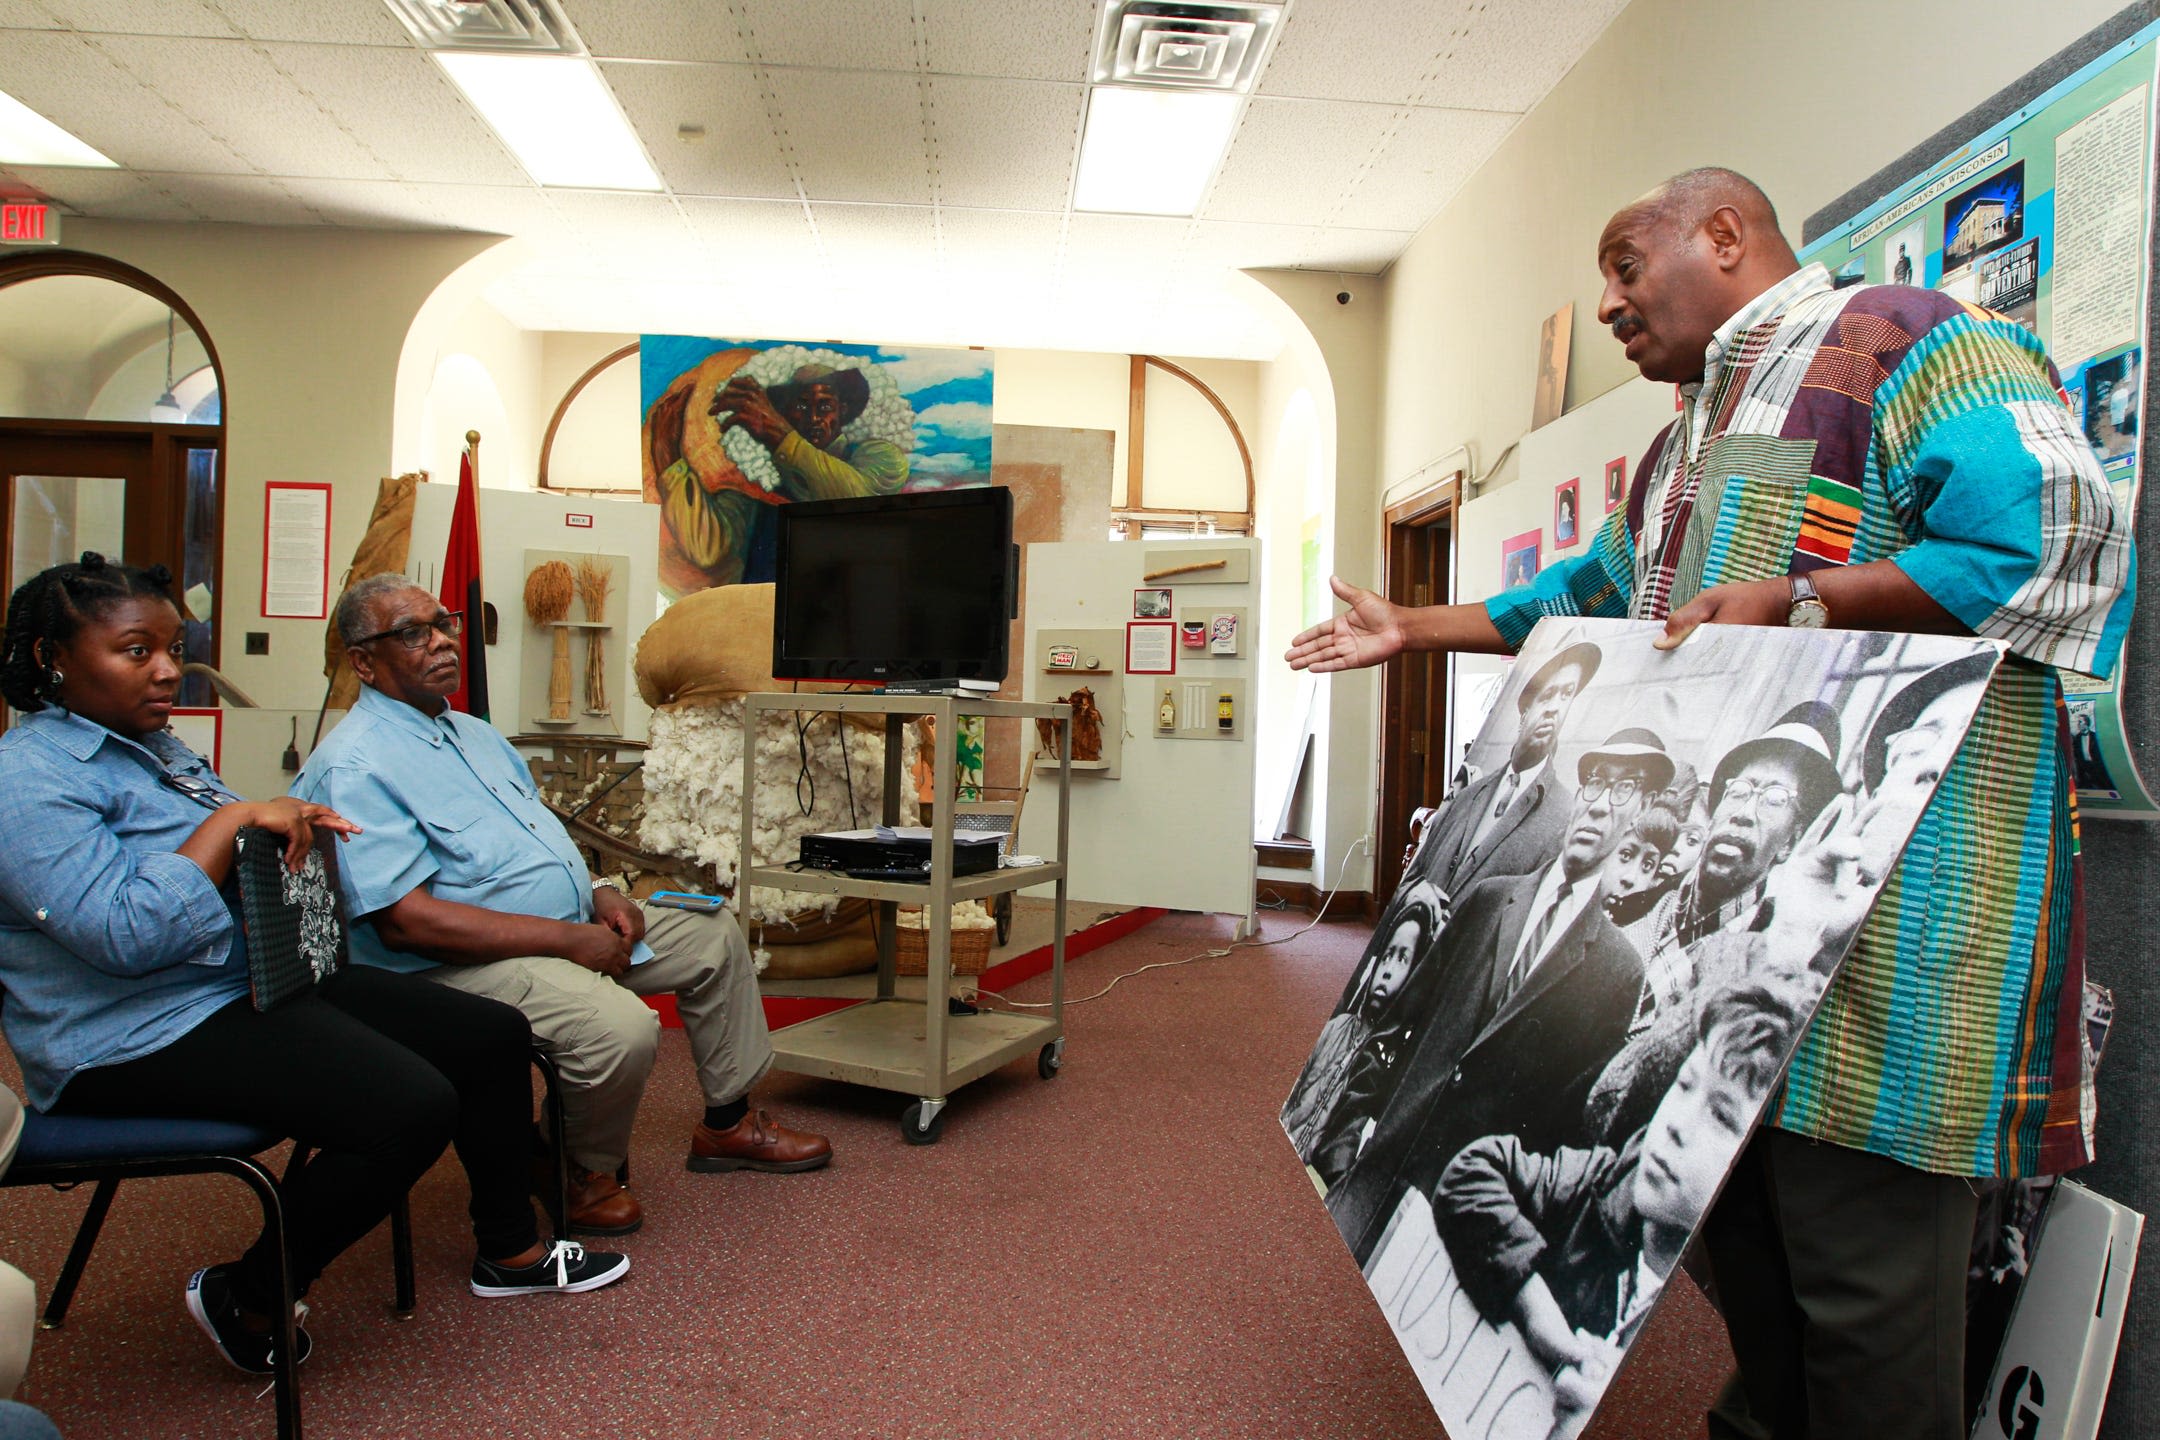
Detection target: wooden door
<box><xmin>1375</xmin><ymin>477</ymin><xmax>1458</xmax><ymax>902</ymax></box>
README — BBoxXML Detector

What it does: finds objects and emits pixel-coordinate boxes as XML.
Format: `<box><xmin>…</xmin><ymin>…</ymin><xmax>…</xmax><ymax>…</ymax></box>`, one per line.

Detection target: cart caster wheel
<box><xmin>1037</xmin><ymin>1042</ymin><xmax>1063</xmax><ymax>1080</ymax></box>
<box><xmin>901</xmin><ymin>1101</ymin><xmax>946</xmax><ymax>1145</ymax></box>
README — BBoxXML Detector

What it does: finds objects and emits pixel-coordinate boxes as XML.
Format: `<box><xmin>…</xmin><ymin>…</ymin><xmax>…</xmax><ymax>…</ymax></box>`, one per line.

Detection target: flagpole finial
<box><xmin>465</xmin><ymin>429</ymin><xmax>481</xmax><ymax>446</ymax></box>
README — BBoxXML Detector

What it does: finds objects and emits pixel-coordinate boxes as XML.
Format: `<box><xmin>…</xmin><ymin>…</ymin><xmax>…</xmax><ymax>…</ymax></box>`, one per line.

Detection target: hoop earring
<box><xmin>43</xmin><ymin>667</ymin><xmax>64</xmax><ymax>694</ymax></box>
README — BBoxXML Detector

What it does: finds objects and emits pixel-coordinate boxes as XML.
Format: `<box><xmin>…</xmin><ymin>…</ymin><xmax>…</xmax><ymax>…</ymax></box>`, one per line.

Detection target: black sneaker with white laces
<box><xmin>185</xmin><ymin>1266</ymin><xmax>312</xmax><ymax>1375</ymax></box>
<box><xmin>470</xmin><ymin>1240</ymin><xmax>630</xmax><ymax>1298</ymax></box>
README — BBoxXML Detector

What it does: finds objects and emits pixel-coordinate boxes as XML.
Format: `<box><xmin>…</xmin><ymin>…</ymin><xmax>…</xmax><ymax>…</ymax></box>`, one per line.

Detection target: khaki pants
<box><xmin>422</xmin><ymin>902</ymin><xmax>772</xmax><ymax>1174</ymax></box>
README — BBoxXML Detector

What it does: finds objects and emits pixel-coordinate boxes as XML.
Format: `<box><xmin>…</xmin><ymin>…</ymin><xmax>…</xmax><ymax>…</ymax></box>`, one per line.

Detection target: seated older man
<box><xmin>294</xmin><ymin>575</ymin><xmax>829</xmax><ymax>1235</ymax></box>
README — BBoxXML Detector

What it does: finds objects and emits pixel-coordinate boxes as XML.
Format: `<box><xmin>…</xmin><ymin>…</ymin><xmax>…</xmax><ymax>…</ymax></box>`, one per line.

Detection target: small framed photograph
<box><xmin>1603</xmin><ymin>455</ymin><xmax>1627</xmax><ymax>513</ymax></box>
<box><xmin>1500</xmin><ymin>529</ymin><xmax>1542</xmax><ymax>590</ymax></box>
<box><xmin>1134</xmin><ymin>587</ymin><xmax>1172</xmax><ymax>619</ymax></box>
<box><xmin>1553</xmin><ymin>478</ymin><xmax>1581</xmax><ymax>548</ymax></box>
<box><xmin>1126</xmin><ymin>620</ymin><xmax>1176</xmax><ymax>674</ymax></box>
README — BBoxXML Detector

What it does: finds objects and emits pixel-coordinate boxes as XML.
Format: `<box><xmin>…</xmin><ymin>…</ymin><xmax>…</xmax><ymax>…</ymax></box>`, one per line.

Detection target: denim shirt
<box><xmin>0</xmin><ymin>708</ymin><xmax>250</xmax><ymax>1110</ymax></box>
<box><xmin>291</xmin><ymin>686</ymin><xmax>594</xmax><ymax>974</ymax></box>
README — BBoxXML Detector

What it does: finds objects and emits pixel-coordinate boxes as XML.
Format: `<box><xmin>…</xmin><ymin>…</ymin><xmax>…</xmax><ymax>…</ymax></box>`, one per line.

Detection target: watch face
<box><xmin>1788</xmin><ymin>600</ymin><xmax>1831</xmax><ymax>629</ymax></box>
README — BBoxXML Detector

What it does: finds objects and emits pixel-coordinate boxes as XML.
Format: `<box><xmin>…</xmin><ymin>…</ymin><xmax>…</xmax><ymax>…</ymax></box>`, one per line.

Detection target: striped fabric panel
<box><xmin>1778</xmin><ymin>662</ymin><xmax>2071</xmax><ymax>1176</ymax></box>
<box><xmin>1684</xmin><ymin>434</ymin><xmax>1818</xmax><ymax>595</ymax></box>
<box><xmin>1796</xmin><ymin>474</ymin><xmax>1862</xmax><ymax>563</ymax></box>
<box><xmin>1798</xmin><ymin>344</ymin><xmax>1889</xmax><ymax>405</ymax></box>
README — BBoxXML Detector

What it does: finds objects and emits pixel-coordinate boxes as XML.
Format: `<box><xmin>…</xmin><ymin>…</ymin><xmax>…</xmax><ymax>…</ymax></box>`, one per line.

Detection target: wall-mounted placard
<box><xmin>1126</xmin><ymin>620</ymin><xmax>1176</xmax><ymax>674</ymax></box>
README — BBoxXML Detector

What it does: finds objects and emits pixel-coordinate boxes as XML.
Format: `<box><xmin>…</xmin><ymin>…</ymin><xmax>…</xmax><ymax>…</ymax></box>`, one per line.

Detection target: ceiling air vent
<box><xmin>1092</xmin><ymin>1</ymin><xmax>1284</xmax><ymax>92</ymax></box>
<box><xmin>382</xmin><ymin>0</ymin><xmax>583</xmax><ymax>55</ymax></box>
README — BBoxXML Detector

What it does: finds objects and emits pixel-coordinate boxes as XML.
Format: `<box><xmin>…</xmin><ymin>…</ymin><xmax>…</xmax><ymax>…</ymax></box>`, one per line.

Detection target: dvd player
<box><xmin>798</xmin><ymin>827</ymin><xmax>1003</xmax><ymax>878</ymax></box>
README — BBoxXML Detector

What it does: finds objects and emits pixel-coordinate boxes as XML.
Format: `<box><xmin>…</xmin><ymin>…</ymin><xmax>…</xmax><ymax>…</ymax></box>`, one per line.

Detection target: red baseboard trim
<box><xmin>644</xmin><ymin>907</ymin><xmax>1172</xmax><ymax>1031</ymax></box>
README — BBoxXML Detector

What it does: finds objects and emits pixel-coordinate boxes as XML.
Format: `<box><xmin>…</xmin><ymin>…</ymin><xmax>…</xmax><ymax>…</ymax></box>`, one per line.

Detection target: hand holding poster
<box><xmin>1282</xmin><ymin>616</ymin><xmax>2001</xmax><ymax>1439</ymax></box>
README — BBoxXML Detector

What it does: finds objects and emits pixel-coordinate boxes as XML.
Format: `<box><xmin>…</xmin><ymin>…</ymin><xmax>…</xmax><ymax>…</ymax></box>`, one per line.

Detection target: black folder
<box><xmin>232</xmin><ymin>826</ymin><xmax>349</xmax><ymax>1011</ymax></box>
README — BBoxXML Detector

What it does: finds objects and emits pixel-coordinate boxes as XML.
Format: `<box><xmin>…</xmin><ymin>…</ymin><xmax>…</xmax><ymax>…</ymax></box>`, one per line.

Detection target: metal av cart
<box><xmin>738</xmin><ymin>692</ymin><xmax>1072</xmax><ymax>1144</ymax></box>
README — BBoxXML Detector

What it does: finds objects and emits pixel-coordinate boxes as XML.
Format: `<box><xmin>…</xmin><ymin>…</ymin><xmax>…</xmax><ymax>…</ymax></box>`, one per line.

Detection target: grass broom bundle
<box><xmin>523</xmin><ymin>560</ymin><xmax>575</xmax><ymax>720</ymax></box>
<box><xmin>576</xmin><ymin>558</ymin><xmax>613</xmax><ymax>717</ymax></box>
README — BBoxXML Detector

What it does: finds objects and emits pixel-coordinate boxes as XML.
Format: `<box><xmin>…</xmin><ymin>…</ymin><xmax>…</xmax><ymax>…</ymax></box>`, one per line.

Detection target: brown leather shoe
<box><xmin>687</xmin><ymin>1110</ymin><xmax>832</xmax><ymax>1173</ymax></box>
<box><xmin>564</xmin><ymin>1167</ymin><xmax>643</xmax><ymax>1236</ymax></box>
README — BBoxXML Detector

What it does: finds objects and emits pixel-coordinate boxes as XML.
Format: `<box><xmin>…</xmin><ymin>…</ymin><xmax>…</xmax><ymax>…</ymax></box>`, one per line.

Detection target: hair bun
<box><xmin>78</xmin><ymin>551</ymin><xmax>108</xmax><ymax>570</ymax></box>
<box><xmin>146</xmin><ymin>563</ymin><xmax>174</xmax><ymax>588</ymax></box>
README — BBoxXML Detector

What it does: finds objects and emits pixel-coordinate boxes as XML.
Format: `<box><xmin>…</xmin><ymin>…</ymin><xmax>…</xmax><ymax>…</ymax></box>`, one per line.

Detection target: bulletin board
<box><xmin>1799</xmin><ymin>20</ymin><xmax>2159</xmax><ymax>817</ymax></box>
<box><xmin>1018</xmin><ymin>538</ymin><xmax>1259</xmax><ymax>926</ymax></box>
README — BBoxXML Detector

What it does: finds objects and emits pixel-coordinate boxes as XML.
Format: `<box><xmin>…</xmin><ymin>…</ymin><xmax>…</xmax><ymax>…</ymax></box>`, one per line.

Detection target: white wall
<box><xmin>1378</xmin><ymin>0</ymin><xmax>2130</xmax><ymax>506</ymax></box>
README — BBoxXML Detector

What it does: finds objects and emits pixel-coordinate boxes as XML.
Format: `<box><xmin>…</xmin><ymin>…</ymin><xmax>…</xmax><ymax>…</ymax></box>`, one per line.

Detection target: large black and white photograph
<box><xmin>1281</xmin><ymin>617</ymin><xmax>1999</xmax><ymax>1439</ymax></box>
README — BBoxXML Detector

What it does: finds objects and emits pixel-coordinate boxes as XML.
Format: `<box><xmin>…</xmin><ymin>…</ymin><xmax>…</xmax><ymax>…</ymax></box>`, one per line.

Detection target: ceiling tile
<box><xmin>602</xmin><ymin>60</ymin><xmax>795</xmax><ymax>200</ymax></box>
<box><xmin>1302</xmin><ymin>226</ymin><xmax>1415</xmax><ymax>274</ymax></box>
<box><xmin>1425</xmin><ymin>0</ymin><xmax>1630</xmax><ymax>112</ymax></box>
<box><xmin>0</xmin><ymin>30</ymin><xmax>251</xmax><ymax>173</ymax></box>
<box><xmin>1187</xmin><ymin>219</ymin><xmax>1325</xmax><ymax>272</ymax></box>
<box><xmin>165</xmin><ymin>173</ymin><xmax>326</xmax><ymax>225</ymax></box>
<box><xmin>213</xmin><ymin>0</ymin><xmax>412</xmax><ymax>46</ymax></box>
<box><xmin>270</xmin><ymin>43</ymin><xmax>530</xmax><ymax>186</ymax></box>
<box><xmin>26</xmin><ymin>0</ymin><xmax>240</xmax><ymax>38</ymax></box>
<box><xmin>1329</xmin><ymin>105</ymin><xmax>1518</xmax><ymax>232</ymax></box>
<box><xmin>274</xmin><ymin>176</ymin><xmax>447</xmax><ymax>227</ymax></box>
<box><xmin>937</xmin><ymin>205</ymin><xmax>1065</xmax><ymax>275</ymax></box>
<box><xmin>4</xmin><ymin>164</ymin><xmax>202</xmax><ymax>220</ymax></box>
<box><xmin>1202</xmin><ymin>96</ymin><xmax>1397</xmax><ymax>226</ymax></box>
<box><xmin>811</xmin><ymin>199</ymin><xmax>935</xmax><ymax>266</ymax></box>
<box><xmin>917</xmin><ymin>0</ymin><xmax>1092</xmax><ymax>82</ymax></box>
<box><xmin>93</xmin><ymin>35</ymin><xmax>394</xmax><ymax>179</ymax></box>
<box><xmin>676</xmin><ymin>194</ymin><xmax>816</xmax><ymax>260</ymax></box>
<box><xmin>772</xmin><ymin>69</ymin><xmax>930</xmax><ymax>206</ymax></box>
<box><xmin>563</xmin><ymin>0</ymin><xmax>753</xmax><ymax>64</ymax></box>
<box><xmin>926</xmin><ymin>76</ymin><xmax>1079</xmax><ymax>211</ymax></box>
<box><xmin>541</xmin><ymin>189</ymin><xmax>693</xmax><ymax>260</ymax></box>
<box><xmin>732</xmin><ymin>0</ymin><xmax>913</xmax><ymax>72</ymax></box>
<box><xmin>1258</xmin><ymin>0</ymin><xmax>1483</xmax><ymax>105</ymax></box>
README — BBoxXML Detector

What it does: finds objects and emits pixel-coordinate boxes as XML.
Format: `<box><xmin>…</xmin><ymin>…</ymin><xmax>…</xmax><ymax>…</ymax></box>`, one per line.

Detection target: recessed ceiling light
<box><xmin>436</xmin><ymin>54</ymin><xmax>660</xmax><ymax>191</ymax></box>
<box><xmin>1074</xmin><ymin>86</ymin><xmax>1238</xmax><ymax>216</ymax></box>
<box><xmin>0</xmin><ymin>88</ymin><xmax>117</xmax><ymax>168</ymax></box>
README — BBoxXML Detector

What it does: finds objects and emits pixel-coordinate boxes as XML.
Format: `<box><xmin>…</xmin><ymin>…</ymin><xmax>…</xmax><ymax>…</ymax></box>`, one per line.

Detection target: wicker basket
<box><xmin>891</xmin><ymin>912</ymin><xmax>995</xmax><ymax>976</ymax></box>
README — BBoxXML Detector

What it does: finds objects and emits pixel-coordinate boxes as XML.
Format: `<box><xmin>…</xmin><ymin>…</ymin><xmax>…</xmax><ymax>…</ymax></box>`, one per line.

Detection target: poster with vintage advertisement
<box><xmin>1281</xmin><ymin>616</ymin><xmax>1999</xmax><ymax>1440</ymax></box>
<box><xmin>1798</xmin><ymin>23</ymin><xmax>2158</xmax><ymax>817</ymax></box>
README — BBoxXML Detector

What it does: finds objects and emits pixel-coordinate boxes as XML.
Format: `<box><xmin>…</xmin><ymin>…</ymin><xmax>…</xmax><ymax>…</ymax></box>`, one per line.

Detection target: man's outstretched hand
<box><xmin>1285</xmin><ymin>576</ymin><xmax>1408</xmax><ymax>673</ymax></box>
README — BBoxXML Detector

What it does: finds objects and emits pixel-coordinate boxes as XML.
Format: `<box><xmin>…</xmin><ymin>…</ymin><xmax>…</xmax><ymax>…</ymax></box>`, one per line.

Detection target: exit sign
<box><xmin>0</xmin><ymin>203</ymin><xmax>58</xmax><ymax>245</ymax></box>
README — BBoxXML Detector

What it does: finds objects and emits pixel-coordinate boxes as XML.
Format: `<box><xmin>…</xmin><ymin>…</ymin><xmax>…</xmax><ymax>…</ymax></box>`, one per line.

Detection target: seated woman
<box><xmin>0</xmin><ymin>555</ymin><xmax>628</xmax><ymax>1377</ymax></box>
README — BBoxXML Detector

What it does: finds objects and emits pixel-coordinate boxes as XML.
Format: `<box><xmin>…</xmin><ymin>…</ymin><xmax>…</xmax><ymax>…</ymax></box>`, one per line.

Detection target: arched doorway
<box><xmin>0</xmin><ymin>252</ymin><xmax>226</xmax><ymax>710</ymax></box>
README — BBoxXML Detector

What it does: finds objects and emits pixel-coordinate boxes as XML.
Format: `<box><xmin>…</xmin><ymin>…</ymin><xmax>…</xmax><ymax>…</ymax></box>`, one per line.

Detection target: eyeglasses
<box><xmin>1718</xmin><ymin>778</ymin><xmax>1797</xmax><ymax>813</ymax></box>
<box><xmin>161</xmin><ymin>772</ymin><xmax>235</xmax><ymax>812</ymax></box>
<box><xmin>1577</xmin><ymin>777</ymin><xmax>1642</xmax><ymax>805</ymax></box>
<box><xmin>352</xmin><ymin>611</ymin><xmax>463</xmax><ymax>651</ymax></box>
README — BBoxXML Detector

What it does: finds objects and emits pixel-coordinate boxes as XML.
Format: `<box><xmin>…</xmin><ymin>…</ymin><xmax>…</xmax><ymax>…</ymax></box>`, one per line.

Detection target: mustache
<box><xmin>1610</xmin><ymin>313</ymin><xmax>1644</xmax><ymax>342</ymax></box>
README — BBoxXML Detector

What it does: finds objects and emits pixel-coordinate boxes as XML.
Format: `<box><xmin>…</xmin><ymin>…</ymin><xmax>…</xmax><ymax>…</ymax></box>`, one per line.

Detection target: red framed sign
<box><xmin>260</xmin><ymin>482</ymin><xmax>334</xmax><ymax>620</ymax></box>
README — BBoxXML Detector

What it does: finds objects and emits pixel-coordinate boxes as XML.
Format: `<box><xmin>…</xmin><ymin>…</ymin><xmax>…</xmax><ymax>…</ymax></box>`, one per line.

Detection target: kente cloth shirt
<box><xmin>292</xmin><ymin>685</ymin><xmax>598</xmax><ymax>975</ymax></box>
<box><xmin>0</xmin><ymin>708</ymin><xmax>250</xmax><ymax>1109</ymax></box>
<box><xmin>1486</xmin><ymin>264</ymin><xmax>2136</xmax><ymax>1179</ymax></box>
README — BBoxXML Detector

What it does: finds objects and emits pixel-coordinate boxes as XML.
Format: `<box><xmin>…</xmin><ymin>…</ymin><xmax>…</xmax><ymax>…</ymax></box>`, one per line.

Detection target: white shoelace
<box><xmin>547</xmin><ymin>1240</ymin><xmax>585</xmax><ymax>1286</ymax></box>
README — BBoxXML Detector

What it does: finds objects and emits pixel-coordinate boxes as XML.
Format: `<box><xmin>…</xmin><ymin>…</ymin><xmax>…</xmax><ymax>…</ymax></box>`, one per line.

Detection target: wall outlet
<box><xmin>244</xmin><ymin>632</ymin><xmax>269</xmax><ymax>655</ymax></box>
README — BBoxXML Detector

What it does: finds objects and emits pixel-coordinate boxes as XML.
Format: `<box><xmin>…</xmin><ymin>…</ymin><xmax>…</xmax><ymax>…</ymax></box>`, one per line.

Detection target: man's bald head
<box><xmin>1596</xmin><ymin>167</ymin><xmax>1801</xmax><ymax>384</ymax></box>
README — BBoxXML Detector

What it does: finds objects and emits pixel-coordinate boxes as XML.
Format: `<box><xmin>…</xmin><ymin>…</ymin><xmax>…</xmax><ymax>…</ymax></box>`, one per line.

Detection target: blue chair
<box><xmin>0</xmin><ymin>1097</ymin><xmax>417</xmax><ymax>1440</ymax></box>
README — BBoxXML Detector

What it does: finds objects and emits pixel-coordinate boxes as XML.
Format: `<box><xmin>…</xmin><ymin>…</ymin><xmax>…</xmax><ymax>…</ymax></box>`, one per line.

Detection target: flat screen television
<box><xmin>771</xmin><ymin>486</ymin><xmax>1016</xmax><ymax>691</ymax></box>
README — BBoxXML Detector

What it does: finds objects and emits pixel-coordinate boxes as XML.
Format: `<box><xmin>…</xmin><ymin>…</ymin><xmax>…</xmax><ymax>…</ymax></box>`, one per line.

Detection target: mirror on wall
<box><xmin>0</xmin><ymin>273</ymin><xmax>220</xmax><ymax>425</ymax></box>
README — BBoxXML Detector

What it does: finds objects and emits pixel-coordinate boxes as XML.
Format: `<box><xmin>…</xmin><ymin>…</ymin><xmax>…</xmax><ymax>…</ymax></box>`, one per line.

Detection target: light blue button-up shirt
<box><xmin>0</xmin><ymin>708</ymin><xmax>250</xmax><ymax>1110</ymax></box>
<box><xmin>291</xmin><ymin>686</ymin><xmax>598</xmax><ymax>974</ymax></box>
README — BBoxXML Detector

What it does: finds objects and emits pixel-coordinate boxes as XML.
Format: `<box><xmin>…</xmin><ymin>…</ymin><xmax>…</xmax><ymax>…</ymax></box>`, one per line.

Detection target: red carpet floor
<box><xmin>1</xmin><ymin>911</ymin><xmax>1735</xmax><ymax>1438</ymax></box>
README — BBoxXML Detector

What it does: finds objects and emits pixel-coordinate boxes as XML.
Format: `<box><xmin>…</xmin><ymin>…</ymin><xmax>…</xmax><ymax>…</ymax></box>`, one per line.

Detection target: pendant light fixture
<box><xmin>150</xmin><ymin>309</ymin><xmax>184</xmax><ymax>423</ymax></box>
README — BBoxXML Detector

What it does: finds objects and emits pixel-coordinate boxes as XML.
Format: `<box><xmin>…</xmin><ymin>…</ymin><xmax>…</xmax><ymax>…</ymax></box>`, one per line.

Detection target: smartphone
<box><xmin>648</xmin><ymin>890</ymin><xmax>725</xmax><ymax>912</ymax></box>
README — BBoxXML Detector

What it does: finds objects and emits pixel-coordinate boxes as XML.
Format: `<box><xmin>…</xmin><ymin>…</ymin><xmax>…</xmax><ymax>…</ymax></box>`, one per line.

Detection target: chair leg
<box><xmin>40</xmin><ymin>1178</ymin><xmax>120</xmax><ymax>1329</ymax></box>
<box><xmin>388</xmin><ymin>1196</ymin><xmax>416</xmax><ymax>1319</ymax></box>
<box><xmin>531</xmin><ymin>1049</ymin><xmax>571</xmax><ymax>1241</ymax></box>
<box><xmin>222</xmin><ymin>1156</ymin><xmax>303</xmax><ymax>1440</ymax></box>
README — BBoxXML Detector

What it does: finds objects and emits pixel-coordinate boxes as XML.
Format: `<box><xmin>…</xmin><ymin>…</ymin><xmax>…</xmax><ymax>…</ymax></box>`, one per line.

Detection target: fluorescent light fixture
<box><xmin>0</xmin><ymin>88</ymin><xmax>116</xmax><ymax>168</ymax></box>
<box><xmin>1074</xmin><ymin>86</ymin><xmax>1237</xmax><ymax>216</ymax></box>
<box><xmin>436</xmin><ymin>53</ymin><xmax>660</xmax><ymax>191</ymax></box>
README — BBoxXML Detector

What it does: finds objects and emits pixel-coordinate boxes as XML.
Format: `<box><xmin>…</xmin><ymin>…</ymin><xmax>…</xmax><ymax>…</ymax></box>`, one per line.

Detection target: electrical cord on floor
<box><xmin>980</xmin><ymin>836</ymin><xmax>1372</xmax><ymax>1011</ymax></box>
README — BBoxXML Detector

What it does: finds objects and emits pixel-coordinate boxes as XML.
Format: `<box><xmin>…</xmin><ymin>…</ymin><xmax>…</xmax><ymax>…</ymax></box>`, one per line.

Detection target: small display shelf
<box><xmin>549</xmin><ymin>619</ymin><xmax>611</xmax><ymax>629</ymax></box>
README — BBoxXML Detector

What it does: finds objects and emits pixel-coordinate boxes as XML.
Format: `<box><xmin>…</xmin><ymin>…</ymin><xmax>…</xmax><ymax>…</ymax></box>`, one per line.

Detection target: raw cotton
<box><xmin>639</xmin><ymin>699</ymin><xmax>920</xmax><ymax>925</ymax></box>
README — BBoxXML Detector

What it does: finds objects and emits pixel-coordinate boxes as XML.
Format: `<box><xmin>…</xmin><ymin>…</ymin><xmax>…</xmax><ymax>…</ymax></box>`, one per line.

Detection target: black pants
<box><xmin>1703</xmin><ymin>1127</ymin><xmax>1979</xmax><ymax>1440</ymax></box>
<box><xmin>57</xmin><ymin>967</ymin><xmax>541</xmax><ymax>1313</ymax></box>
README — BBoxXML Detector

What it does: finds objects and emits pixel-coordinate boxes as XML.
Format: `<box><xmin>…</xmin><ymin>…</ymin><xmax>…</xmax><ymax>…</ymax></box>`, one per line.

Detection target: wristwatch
<box><xmin>1786</xmin><ymin>574</ymin><xmax>1830</xmax><ymax>629</ymax></box>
